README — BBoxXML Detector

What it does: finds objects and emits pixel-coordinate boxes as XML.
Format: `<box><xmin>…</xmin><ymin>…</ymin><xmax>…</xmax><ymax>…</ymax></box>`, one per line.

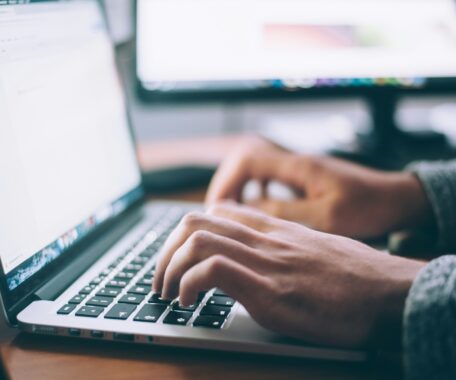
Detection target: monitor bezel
<box><xmin>136</xmin><ymin>76</ymin><xmax>456</xmax><ymax>103</ymax></box>
<box><xmin>134</xmin><ymin>0</ymin><xmax>456</xmax><ymax>103</ymax></box>
<box><xmin>0</xmin><ymin>0</ymin><xmax>147</xmax><ymax>324</ymax></box>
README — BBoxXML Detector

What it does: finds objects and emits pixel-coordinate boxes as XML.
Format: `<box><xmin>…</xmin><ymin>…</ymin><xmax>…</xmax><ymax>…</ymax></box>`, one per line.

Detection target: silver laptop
<box><xmin>0</xmin><ymin>0</ymin><xmax>366</xmax><ymax>361</ymax></box>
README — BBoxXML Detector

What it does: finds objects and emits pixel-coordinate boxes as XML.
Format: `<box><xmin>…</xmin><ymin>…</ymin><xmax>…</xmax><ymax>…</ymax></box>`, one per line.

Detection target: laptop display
<box><xmin>0</xmin><ymin>0</ymin><xmax>142</xmax><ymax>292</ymax></box>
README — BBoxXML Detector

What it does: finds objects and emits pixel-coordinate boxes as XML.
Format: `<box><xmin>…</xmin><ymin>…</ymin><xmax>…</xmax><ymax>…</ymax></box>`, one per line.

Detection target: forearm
<box><xmin>403</xmin><ymin>255</ymin><xmax>456</xmax><ymax>380</ymax></box>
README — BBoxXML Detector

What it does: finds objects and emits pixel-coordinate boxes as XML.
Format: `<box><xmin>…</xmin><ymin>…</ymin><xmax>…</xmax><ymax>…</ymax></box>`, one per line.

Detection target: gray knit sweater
<box><xmin>404</xmin><ymin>161</ymin><xmax>456</xmax><ymax>380</ymax></box>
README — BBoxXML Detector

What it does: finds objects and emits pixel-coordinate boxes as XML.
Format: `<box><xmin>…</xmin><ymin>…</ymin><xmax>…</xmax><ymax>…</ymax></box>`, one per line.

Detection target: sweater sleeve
<box><xmin>403</xmin><ymin>255</ymin><xmax>456</xmax><ymax>380</ymax></box>
<box><xmin>407</xmin><ymin>160</ymin><xmax>456</xmax><ymax>251</ymax></box>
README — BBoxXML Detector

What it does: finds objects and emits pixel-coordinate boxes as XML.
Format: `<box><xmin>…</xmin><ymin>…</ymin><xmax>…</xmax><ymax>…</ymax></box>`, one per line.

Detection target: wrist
<box><xmin>371</xmin><ymin>256</ymin><xmax>426</xmax><ymax>349</ymax></box>
<box><xmin>383</xmin><ymin>172</ymin><xmax>434</xmax><ymax>231</ymax></box>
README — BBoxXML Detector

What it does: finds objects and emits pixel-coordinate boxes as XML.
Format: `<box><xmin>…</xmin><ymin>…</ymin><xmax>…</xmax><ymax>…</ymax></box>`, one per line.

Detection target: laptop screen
<box><xmin>0</xmin><ymin>0</ymin><xmax>142</xmax><ymax>292</ymax></box>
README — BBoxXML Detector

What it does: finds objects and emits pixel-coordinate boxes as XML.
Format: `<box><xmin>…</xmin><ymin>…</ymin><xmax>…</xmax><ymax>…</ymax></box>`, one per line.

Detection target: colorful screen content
<box><xmin>0</xmin><ymin>0</ymin><xmax>143</xmax><ymax>291</ymax></box>
<box><xmin>137</xmin><ymin>0</ymin><xmax>456</xmax><ymax>92</ymax></box>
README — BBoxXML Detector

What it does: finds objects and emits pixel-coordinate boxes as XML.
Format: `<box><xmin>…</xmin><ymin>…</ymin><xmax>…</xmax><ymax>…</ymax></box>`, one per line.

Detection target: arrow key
<box><xmin>104</xmin><ymin>303</ymin><xmax>136</xmax><ymax>320</ymax></box>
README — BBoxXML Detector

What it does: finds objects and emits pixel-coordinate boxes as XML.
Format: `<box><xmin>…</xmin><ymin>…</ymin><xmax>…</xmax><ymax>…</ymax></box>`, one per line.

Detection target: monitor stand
<box><xmin>332</xmin><ymin>90</ymin><xmax>454</xmax><ymax>170</ymax></box>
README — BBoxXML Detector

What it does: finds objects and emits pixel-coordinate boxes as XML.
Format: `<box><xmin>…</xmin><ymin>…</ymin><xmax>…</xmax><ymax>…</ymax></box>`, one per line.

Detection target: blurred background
<box><xmin>102</xmin><ymin>0</ymin><xmax>456</xmax><ymax>191</ymax></box>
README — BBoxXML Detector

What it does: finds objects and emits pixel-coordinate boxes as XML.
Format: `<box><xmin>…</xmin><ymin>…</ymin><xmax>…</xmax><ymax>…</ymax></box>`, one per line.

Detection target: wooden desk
<box><xmin>0</xmin><ymin>136</ymin><xmax>404</xmax><ymax>380</ymax></box>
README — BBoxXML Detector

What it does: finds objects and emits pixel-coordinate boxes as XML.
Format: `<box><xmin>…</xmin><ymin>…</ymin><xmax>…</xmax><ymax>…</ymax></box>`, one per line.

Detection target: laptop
<box><xmin>0</xmin><ymin>0</ymin><xmax>366</xmax><ymax>361</ymax></box>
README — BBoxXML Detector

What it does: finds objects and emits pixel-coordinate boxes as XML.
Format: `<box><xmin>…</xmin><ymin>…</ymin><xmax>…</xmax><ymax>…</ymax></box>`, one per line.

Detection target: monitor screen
<box><xmin>0</xmin><ymin>0</ymin><xmax>142</xmax><ymax>291</ymax></box>
<box><xmin>137</xmin><ymin>0</ymin><xmax>456</xmax><ymax>94</ymax></box>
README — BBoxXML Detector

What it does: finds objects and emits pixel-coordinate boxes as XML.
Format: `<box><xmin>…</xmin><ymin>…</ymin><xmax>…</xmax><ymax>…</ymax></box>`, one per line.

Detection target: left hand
<box><xmin>153</xmin><ymin>202</ymin><xmax>425</xmax><ymax>348</ymax></box>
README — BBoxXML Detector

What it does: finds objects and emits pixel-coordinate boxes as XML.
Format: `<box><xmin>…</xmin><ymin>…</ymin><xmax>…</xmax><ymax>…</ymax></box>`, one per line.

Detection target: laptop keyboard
<box><xmin>57</xmin><ymin>207</ymin><xmax>236</xmax><ymax>330</ymax></box>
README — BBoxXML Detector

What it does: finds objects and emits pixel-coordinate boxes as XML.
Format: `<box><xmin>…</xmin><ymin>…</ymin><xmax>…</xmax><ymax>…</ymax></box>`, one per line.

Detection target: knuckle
<box><xmin>206</xmin><ymin>203</ymin><xmax>227</xmax><ymax>216</ymax></box>
<box><xmin>299</xmin><ymin>155</ymin><xmax>320</xmax><ymax>173</ymax></box>
<box><xmin>181</xmin><ymin>212</ymin><xmax>205</xmax><ymax>230</ymax></box>
<box><xmin>188</xmin><ymin>230</ymin><xmax>212</xmax><ymax>250</ymax></box>
<box><xmin>233</xmin><ymin>150</ymin><xmax>252</xmax><ymax>168</ymax></box>
<box><xmin>206</xmin><ymin>255</ymin><xmax>226</xmax><ymax>277</ymax></box>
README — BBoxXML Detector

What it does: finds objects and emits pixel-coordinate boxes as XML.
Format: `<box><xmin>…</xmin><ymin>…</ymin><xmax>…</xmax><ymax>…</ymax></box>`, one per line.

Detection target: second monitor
<box><xmin>137</xmin><ymin>0</ymin><xmax>456</xmax><ymax>98</ymax></box>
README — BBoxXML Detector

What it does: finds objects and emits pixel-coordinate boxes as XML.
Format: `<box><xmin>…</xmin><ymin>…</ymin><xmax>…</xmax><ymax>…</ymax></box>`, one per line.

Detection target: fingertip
<box><xmin>178</xmin><ymin>299</ymin><xmax>190</xmax><ymax>308</ymax></box>
<box><xmin>152</xmin><ymin>274</ymin><xmax>163</xmax><ymax>293</ymax></box>
<box><xmin>179</xmin><ymin>292</ymin><xmax>196</xmax><ymax>308</ymax></box>
<box><xmin>161</xmin><ymin>279</ymin><xmax>174</xmax><ymax>300</ymax></box>
<box><xmin>161</xmin><ymin>288</ymin><xmax>170</xmax><ymax>301</ymax></box>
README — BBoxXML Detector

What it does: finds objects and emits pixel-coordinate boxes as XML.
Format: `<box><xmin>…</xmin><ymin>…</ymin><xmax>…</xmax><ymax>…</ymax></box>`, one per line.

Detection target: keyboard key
<box><xmin>128</xmin><ymin>286</ymin><xmax>150</xmax><ymax>295</ymax></box>
<box><xmin>90</xmin><ymin>277</ymin><xmax>104</xmax><ymax>286</ymax></box>
<box><xmin>163</xmin><ymin>311</ymin><xmax>192</xmax><ymax>326</ymax></box>
<box><xmin>200</xmin><ymin>305</ymin><xmax>231</xmax><ymax>317</ymax></box>
<box><xmin>139</xmin><ymin>250</ymin><xmax>155</xmax><ymax>258</ymax></box>
<box><xmin>206</xmin><ymin>296</ymin><xmax>235</xmax><ymax>307</ymax></box>
<box><xmin>123</xmin><ymin>264</ymin><xmax>142</xmax><ymax>273</ymax></box>
<box><xmin>86</xmin><ymin>296</ymin><xmax>113</xmax><ymax>307</ymax></box>
<box><xmin>134</xmin><ymin>304</ymin><xmax>167</xmax><ymax>323</ymax></box>
<box><xmin>173</xmin><ymin>302</ymin><xmax>198</xmax><ymax>312</ymax></box>
<box><xmin>104</xmin><ymin>304</ymin><xmax>137</xmax><ymax>320</ymax></box>
<box><xmin>76</xmin><ymin>305</ymin><xmax>104</xmax><ymax>318</ymax></box>
<box><xmin>132</xmin><ymin>256</ymin><xmax>149</xmax><ymax>265</ymax></box>
<box><xmin>114</xmin><ymin>272</ymin><xmax>135</xmax><ymax>281</ymax></box>
<box><xmin>96</xmin><ymin>288</ymin><xmax>121</xmax><ymax>297</ymax></box>
<box><xmin>106</xmin><ymin>280</ymin><xmax>128</xmax><ymax>288</ymax></box>
<box><xmin>119</xmin><ymin>294</ymin><xmax>145</xmax><ymax>305</ymax></box>
<box><xmin>213</xmin><ymin>288</ymin><xmax>229</xmax><ymax>297</ymax></box>
<box><xmin>68</xmin><ymin>294</ymin><xmax>87</xmax><ymax>304</ymax></box>
<box><xmin>57</xmin><ymin>304</ymin><xmax>76</xmax><ymax>315</ymax></box>
<box><xmin>148</xmin><ymin>293</ymin><xmax>172</xmax><ymax>305</ymax></box>
<box><xmin>109</xmin><ymin>258</ymin><xmax>123</xmax><ymax>268</ymax></box>
<box><xmin>144</xmin><ymin>242</ymin><xmax>158</xmax><ymax>253</ymax></box>
<box><xmin>136</xmin><ymin>277</ymin><xmax>153</xmax><ymax>286</ymax></box>
<box><xmin>79</xmin><ymin>285</ymin><xmax>96</xmax><ymax>294</ymax></box>
<box><xmin>99</xmin><ymin>268</ymin><xmax>112</xmax><ymax>277</ymax></box>
<box><xmin>142</xmin><ymin>273</ymin><xmax>154</xmax><ymax>280</ymax></box>
<box><xmin>193</xmin><ymin>315</ymin><xmax>225</xmax><ymax>329</ymax></box>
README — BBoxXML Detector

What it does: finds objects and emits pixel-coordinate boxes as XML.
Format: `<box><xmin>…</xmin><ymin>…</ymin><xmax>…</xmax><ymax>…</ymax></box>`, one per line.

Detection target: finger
<box><xmin>206</xmin><ymin>202</ymin><xmax>276</xmax><ymax>232</ymax></box>
<box><xmin>161</xmin><ymin>231</ymin><xmax>271</xmax><ymax>299</ymax></box>
<box><xmin>246</xmin><ymin>198</ymin><xmax>321</xmax><ymax>226</ymax></box>
<box><xmin>178</xmin><ymin>254</ymin><xmax>269</xmax><ymax>309</ymax></box>
<box><xmin>153</xmin><ymin>211</ymin><xmax>265</xmax><ymax>293</ymax></box>
<box><xmin>206</xmin><ymin>150</ymin><xmax>300</xmax><ymax>205</ymax></box>
<box><xmin>206</xmin><ymin>154</ymin><xmax>251</xmax><ymax>203</ymax></box>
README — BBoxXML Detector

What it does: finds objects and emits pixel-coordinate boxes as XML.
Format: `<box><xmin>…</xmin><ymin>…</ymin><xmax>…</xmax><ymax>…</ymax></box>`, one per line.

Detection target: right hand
<box><xmin>206</xmin><ymin>137</ymin><xmax>432</xmax><ymax>239</ymax></box>
<box><xmin>154</xmin><ymin>202</ymin><xmax>425</xmax><ymax>348</ymax></box>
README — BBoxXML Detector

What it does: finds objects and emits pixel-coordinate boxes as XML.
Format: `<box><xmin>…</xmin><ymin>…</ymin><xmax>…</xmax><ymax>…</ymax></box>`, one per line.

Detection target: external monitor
<box><xmin>136</xmin><ymin>0</ymin><xmax>456</xmax><ymax>100</ymax></box>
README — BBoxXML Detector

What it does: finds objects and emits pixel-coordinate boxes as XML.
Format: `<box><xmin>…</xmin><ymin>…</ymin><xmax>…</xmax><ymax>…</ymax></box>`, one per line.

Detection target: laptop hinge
<box><xmin>34</xmin><ymin>207</ymin><xmax>144</xmax><ymax>302</ymax></box>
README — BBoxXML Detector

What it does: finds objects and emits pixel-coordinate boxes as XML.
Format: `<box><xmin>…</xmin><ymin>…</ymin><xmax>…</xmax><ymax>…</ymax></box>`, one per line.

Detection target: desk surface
<box><xmin>0</xmin><ymin>136</ymin><xmax>404</xmax><ymax>380</ymax></box>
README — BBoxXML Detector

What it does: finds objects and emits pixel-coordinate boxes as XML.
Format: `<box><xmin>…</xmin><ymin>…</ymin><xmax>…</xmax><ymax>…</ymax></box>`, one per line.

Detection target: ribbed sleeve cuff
<box><xmin>407</xmin><ymin>161</ymin><xmax>456</xmax><ymax>251</ymax></box>
<box><xmin>403</xmin><ymin>255</ymin><xmax>456</xmax><ymax>380</ymax></box>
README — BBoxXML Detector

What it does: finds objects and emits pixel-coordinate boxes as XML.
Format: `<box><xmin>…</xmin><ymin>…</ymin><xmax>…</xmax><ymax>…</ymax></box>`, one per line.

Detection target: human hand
<box><xmin>154</xmin><ymin>202</ymin><xmax>425</xmax><ymax>348</ymax></box>
<box><xmin>206</xmin><ymin>137</ymin><xmax>432</xmax><ymax>239</ymax></box>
